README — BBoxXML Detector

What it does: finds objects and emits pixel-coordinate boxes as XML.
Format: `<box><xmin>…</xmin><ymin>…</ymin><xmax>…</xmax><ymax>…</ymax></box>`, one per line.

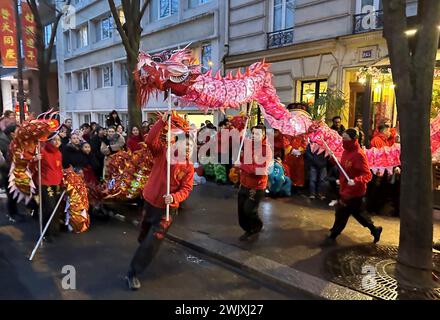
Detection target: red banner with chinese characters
<box><xmin>21</xmin><ymin>1</ymin><xmax>37</xmax><ymax>69</ymax></box>
<box><xmin>0</xmin><ymin>0</ymin><xmax>17</xmax><ymax>68</ymax></box>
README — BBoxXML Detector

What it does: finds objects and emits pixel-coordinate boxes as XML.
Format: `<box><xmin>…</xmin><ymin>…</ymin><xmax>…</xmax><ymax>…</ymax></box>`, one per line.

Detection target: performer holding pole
<box><xmin>125</xmin><ymin>110</ymin><xmax>194</xmax><ymax>291</ymax></box>
<box><xmin>322</xmin><ymin>128</ymin><xmax>383</xmax><ymax>246</ymax></box>
<box><xmin>34</xmin><ymin>133</ymin><xmax>64</xmax><ymax>244</ymax></box>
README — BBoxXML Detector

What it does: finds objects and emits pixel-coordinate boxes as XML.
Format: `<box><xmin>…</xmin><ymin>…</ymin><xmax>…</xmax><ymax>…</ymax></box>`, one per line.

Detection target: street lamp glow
<box><xmin>404</xmin><ymin>29</ymin><xmax>417</xmax><ymax>36</ymax></box>
<box><xmin>207</xmin><ymin>60</ymin><xmax>214</xmax><ymax>67</ymax></box>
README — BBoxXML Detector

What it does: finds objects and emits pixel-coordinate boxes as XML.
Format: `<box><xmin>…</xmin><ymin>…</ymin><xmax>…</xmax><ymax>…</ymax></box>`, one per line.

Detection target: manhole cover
<box><xmin>326</xmin><ymin>245</ymin><xmax>440</xmax><ymax>300</ymax></box>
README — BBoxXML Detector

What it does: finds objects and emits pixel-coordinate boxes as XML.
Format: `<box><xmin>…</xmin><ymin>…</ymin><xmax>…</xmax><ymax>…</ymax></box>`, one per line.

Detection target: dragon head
<box><xmin>136</xmin><ymin>48</ymin><xmax>201</xmax><ymax>106</ymax></box>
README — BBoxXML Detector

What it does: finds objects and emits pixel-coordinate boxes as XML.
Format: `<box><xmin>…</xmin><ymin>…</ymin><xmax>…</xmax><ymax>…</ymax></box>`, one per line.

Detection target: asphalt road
<box><xmin>0</xmin><ymin>205</ymin><xmax>309</xmax><ymax>300</ymax></box>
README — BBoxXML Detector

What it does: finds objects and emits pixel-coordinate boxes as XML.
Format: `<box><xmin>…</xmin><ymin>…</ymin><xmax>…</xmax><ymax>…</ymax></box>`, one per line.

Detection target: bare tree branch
<box><xmin>136</xmin><ymin>0</ymin><xmax>150</xmax><ymax>28</ymax></box>
<box><xmin>46</xmin><ymin>0</ymin><xmax>71</xmax><ymax>65</ymax></box>
<box><xmin>108</xmin><ymin>0</ymin><xmax>133</xmax><ymax>53</ymax></box>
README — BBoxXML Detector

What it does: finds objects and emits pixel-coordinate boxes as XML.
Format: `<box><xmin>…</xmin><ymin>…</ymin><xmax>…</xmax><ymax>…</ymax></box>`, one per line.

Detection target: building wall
<box><xmin>57</xmin><ymin>0</ymin><xmax>225</xmax><ymax>129</ymax></box>
<box><xmin>225</xmin><ymin>0</ymin><xmax>418</xmax><ymax>127</ymax></box>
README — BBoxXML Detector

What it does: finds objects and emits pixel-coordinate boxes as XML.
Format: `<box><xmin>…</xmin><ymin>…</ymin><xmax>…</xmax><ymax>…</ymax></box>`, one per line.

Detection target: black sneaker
<box><xmin>125</xmin><ymin>275</ymin><xmax>141</xmax><ymax>290</ymax></box>
<box><xmin>239</xmin><ymin>232</ymin><xmax>252</xmax><ymax>241</ymax></box>
<box><xmin>372</xmin><ymin>226</ymin><xmax>383</xmax><ymax>243</ymax></box>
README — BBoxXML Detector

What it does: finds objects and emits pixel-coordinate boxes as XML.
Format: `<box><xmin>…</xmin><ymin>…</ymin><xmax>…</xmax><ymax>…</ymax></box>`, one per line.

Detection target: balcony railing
<box><xmin>267</xmin><ymin>28</ymin><xmax>294</xmax><ymax>49</ymax></box>
<box><xmin>353</xmin><ymin>10</ymin><xmax>384</xmax><ymax>34</ymax></box>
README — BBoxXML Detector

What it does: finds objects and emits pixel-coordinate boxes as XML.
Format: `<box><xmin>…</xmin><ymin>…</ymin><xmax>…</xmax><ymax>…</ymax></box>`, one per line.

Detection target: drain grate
<box><xmin>326</xmin><ymin>245</ymin><xmax>440</xmax><ymax>300</ymax></box>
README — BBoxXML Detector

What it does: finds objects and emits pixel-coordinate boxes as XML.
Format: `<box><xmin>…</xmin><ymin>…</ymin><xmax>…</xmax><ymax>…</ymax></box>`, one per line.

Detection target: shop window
<box><xmin>300</xmin><ymin>79</ymin><xmax>327</xmax><ymax>104</ymax></box>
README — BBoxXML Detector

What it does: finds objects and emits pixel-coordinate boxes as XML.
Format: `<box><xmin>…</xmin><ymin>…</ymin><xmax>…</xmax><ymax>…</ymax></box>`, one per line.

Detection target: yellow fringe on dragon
<box><xmin>62</xmin><ymin>167</ymin><xmax>90</xmax><ymax>233</ymax></box>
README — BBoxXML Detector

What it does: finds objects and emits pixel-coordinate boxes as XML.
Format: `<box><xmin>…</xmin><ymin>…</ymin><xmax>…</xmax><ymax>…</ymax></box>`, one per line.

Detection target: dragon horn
<box><xmin>236</xmin><ymin>68</ymin><xmax>242</xmax><ymax>79</ymax></box>
<box><xmin>226</xmin><ymin>71</ymin><xmax>233</xmax><ymax>80</ymax></box>
<box><xmin>205</xmin><ymin>70</ymin><xmax>212</xmax><ymax>77</ymax></box>
<box><xmin>245</xmin><ymin>67</ymin><xmax>251</xmax><ymax>76</ymax></box>
<box><xmin>214</xmin><ymin>70</ymin><xmax>222</xmax><ymax>80</ymax></box>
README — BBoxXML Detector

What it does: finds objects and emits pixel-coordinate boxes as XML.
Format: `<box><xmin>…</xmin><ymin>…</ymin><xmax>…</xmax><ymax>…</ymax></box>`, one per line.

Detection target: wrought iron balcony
<box><xmin>353</xmin><ymin>10</ymin><xmax>384</xmax><ymax>34</ymax></box>
<box><xmin>267</xmin><ymin>28</ymin><xmax>294</xmax><ymax>49</ymax></box>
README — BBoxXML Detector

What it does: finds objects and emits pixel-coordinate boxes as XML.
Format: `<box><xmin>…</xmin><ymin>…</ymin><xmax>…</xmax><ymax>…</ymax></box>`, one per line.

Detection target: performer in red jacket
<box><xmin>237</xmin><ymin>124</ymin><xmax>273</xmax><ymax>241</ymax></box>
<box><xmin>126</xmin><ymin>112</ymin><xmax>194</xmax><ymax>290</ymax></box>
<box><xmin>323</xmin><ymin>128</ymin><xmax>382</xmax><ymax>245</ymax></box>
<box><xmin>38</xmin><ymin>134</ymin><xmax>64</xmax><ymax>242</ymax></box>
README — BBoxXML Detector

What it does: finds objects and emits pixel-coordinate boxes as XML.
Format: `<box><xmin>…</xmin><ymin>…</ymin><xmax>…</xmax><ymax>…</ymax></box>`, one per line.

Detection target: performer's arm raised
<box><xmin>145</xmin><ymin>119</ymin><xmax>166</xmax><ymax>156</ymax></box>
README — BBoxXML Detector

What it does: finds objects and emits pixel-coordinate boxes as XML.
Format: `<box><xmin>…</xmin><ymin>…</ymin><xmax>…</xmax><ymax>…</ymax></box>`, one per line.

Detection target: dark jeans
<box><xmin>309</xmin><ymin>166</ymin><xmax>327</xmax><ymax>196</ymax></box>
<box><xmin>41</xmin><ymin>185</ymin><xmax>63</xmax><ymax>237</ymax></box>
<box><xmin>128</xmin><ymin>201</ymin><xmax>177</xmax><ymax>277</ymax></box>
<box><xmin>238</xmin><ymin>186</ymin><xmax>264</xmax><ymax>233</ymax></box>
<box><xmin>330</xmin><ymin>197</ymin><xmax>377</xmax><ymax>238</ymax></box>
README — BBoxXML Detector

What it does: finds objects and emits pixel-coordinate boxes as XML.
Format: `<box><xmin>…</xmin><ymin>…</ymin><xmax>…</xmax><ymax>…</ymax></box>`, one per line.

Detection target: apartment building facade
<box><xmin>57</xmin><ymin>0</ymin><xmax>226</xmax><ymax>129</ymax></box>
<box><xmin>224</xmin><ymin>0</ymin><xmax>437</xmax><ymax>129</ymax></box>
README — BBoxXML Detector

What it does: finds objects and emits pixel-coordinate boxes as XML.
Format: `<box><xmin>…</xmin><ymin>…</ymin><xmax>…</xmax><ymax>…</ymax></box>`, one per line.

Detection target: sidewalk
<box><xmin>119</xmin><ymin>182</ymin><xmax>440</xmax><ymax>300</ymax></box>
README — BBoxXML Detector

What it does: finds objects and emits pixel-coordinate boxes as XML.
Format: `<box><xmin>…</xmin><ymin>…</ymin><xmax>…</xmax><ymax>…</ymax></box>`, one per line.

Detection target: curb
<box><xmin>166</xmin><ymin>226</ymin><xmax>373</xmax><ymax>300</ymax></box>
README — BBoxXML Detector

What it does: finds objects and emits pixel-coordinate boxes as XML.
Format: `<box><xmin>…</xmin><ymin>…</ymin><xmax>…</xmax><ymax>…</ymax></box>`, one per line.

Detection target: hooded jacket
<box><xmin>339</xmin><ymin>139</ymin><xmax>372</xmax><ymax>200</ymax></box>
<box><xmin>142</xmin><ymin>119</ymin><xmax>194</xmax><ymax>209</ymax></box>
<box><xmin>239</xmin><ymin>137</ymin><xmax>273</xmax><ymax>190</ymax></box>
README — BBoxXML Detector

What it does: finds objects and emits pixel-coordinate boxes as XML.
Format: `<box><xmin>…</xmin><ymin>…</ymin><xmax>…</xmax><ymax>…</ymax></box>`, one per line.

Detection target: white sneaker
<box><xmin>329</xmin><ymin>200</ymin><xmax>338</xmax><ymax>207</ymax></box>
<box><xmin>309</xmin><ymin>195</ymin><xmax>316</xmax><ymax>200</ymax></box>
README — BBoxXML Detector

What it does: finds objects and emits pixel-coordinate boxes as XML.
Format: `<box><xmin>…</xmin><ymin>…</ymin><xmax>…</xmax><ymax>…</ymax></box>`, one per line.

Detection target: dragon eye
<box><xmin>152</xmin><ymin>56</ymin><xmax>163</xmax><ymax>63</ymax></box>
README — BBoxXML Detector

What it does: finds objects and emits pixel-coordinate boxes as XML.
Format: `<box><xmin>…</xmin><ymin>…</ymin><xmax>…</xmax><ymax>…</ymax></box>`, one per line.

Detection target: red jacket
<box><xmin>41</xmin><ymin>143</ymin><xmax>63</xmax><ymax>186</ymax></box>
<box><xmin>372</xmin><ymin>128</ymin><xmax>397</xmax><ymax>147</ymax></box>
<box><xmin>339</xmin><ymin>140</ymin><xmax>372</xmax><ymax>200</ymax></box>
<box><xmin>370</xmin><ymin>133</ymin><xmax>389</xmax><ymax>149</ymax></box>
<box><xmin>239</xmin><ymin>138</ymin><xmax>272</xmax><ymax>190</ymax></box>
<box><xmin>127</xmin><ymin>135</ymin><xmax>143</xmax><ymax>152</ymax></box>
<box><xmin>142</xmin><ymin>119</ymin><xmax>194</xmax><ymax>209</ymax></box>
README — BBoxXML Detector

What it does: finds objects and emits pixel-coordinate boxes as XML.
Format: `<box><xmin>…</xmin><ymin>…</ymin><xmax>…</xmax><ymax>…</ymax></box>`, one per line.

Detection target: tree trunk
<box><xmin>127</xmin><ymin>57</ymin><xmax>142</xmax><ymax>130</ymax></box>
<box><xmin>382</xmin><ymin>0</ymin><xmax>440</xmax><ymax>288</ymax></box>
<box><xmin>396</xmin><ymin>98</ymin><xmax>434</xmax><ymax>288</ymax></box>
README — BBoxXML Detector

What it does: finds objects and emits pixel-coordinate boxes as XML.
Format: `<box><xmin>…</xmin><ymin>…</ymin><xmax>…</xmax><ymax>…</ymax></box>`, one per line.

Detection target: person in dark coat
<box><xmin>106</xmin><ymin>110</ymin><xmax>122</xmax><ymax>128</ymax></box>
<box><xmin>62</xmin><ymin>133</ymin><xmax>85</xmax><ymax>172</ymax></box>
<box><xmin>90</xmin><ymin>126</ymin><xmax>106</xmax><ymax>180</ymax></box>
<box><xmin>0</xmin><ymin>125</ymin><xmax>18</xmax><ymax>222</ymax></box>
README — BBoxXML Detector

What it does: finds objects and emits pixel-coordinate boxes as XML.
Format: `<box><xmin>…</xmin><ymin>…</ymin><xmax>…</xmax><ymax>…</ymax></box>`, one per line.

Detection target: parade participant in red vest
<box><xmin>370</xmin><ymin>124</ymin><xmax>392</xmax><ymax>149</ymax></box>
<box><xmin>237</xmin><ymin>124</ymin><xmax>273</xmax><ymax>241</ymax></box>
<box><xmin>323</xmin><ymin>128</ymin><xmax>382</xmax><ymax>245</ymax></box>
<box><xmin>37</xmin><ymin>134</ymin><xmax>64</xmax><ymax>242</ymax></box>
<box><xmin>126</xmin><ymin>111</ymin><xmax>194</xmax><ymax>290</ymax></box>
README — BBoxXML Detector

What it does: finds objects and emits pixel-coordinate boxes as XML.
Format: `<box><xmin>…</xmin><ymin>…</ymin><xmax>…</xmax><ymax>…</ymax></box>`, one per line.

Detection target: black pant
<box><xmin>128</xmin><ymin>201</ymin><xmax>177</xmax><ymax>277</ymax></box>
<box><xmin>41</xmin><ymin>185</ymin><xmax>63</xmax><ymax>237</ymax></box>
<box><xmin>238</xmin><ymin>186</ymin><xmax>264</xmax><ymax>233</ymax></box>
<box><xmin>330</xmin><ymin>197</ymin><xmax>376</xmax><ymax>238</ymax></box>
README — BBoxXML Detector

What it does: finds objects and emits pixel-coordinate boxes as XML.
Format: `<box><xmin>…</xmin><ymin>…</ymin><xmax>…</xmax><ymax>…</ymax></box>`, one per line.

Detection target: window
<box><xmin>101</xmin><ymin>17</ymin><xmax>113</xmax><ymax>40</ymax></box>
<box><xmin>189</xmin><ymin>0</ymin><xmax>210</xmax><ymax>8</ymax></box>
<box><xmin>300</xmin><ymin>79</ymin><xmax>327</xmax><ymax>104</ymax></box>
<box><xmin>273</xmin><ymin>0</ymin><xmax>294</xmax><ymax>32</ymax></box>
<box><xmin>96</xmin><ymin>64</ymin><xmax>113</xmax><ymax>88</ymax></box>
<box><xmin>120</xmin><ymin>63</ymin><xmax>128</xmax><ymax>85</ymax></box>
<box><xmin>80</xmin><ymin>113</ymin><xmax>91</xmax><ymax>124</ymax></box>
<box><xmin>76</xmin><ymin>24</ymin><xmax>88</xmax><ymax>48</ymax></box>
<box><xmin>65</xmin><ymin>74</ymin><xmax>72</xmax><ymax>92</ymax></box>
<box><xmin>64</xmin><ymin>31</ymin><xmax>70</xmax><ymax>53</ymax></box>
<box><xmin>44</xmin><ymin>24</ymin><xmax>55</xmax><ymax>47</ymax></box>
<box><xmin>77</xmin><ymin>70</ymin><xmax>90</xmax><ymax>91</ymax></box>
<box><xmin>159</xmin><ymin>0</ymin><xmax>179</xmax><ymax>19</ymax></box>
<box><xmin>356</xmin><ymin>0</ymin><xmax>382</xmax><ymax>13</ymax></box>
<box><xmin>201</xmin><ymin>44</ymin><xmax>212</xmax><ymax>72</ymax></box>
